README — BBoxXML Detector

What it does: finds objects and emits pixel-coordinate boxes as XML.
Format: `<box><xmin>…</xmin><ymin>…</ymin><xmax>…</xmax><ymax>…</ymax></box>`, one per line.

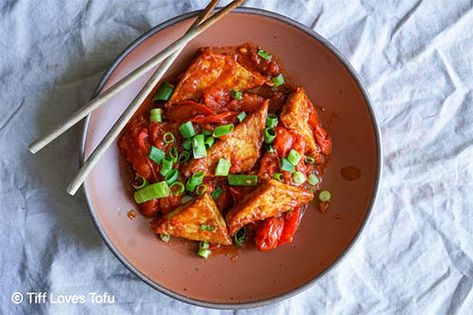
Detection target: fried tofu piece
<box><xmin>182</xmin><ymin>100</ymin><xmax>269</xmax><ymax>177</ymax></box>
<box><xmin>168</xmin><ymin>49</ymin><xmax>267</xmax><ymax>105</ymax></box>
<box><xmin>280</xmin><ymin>87</ymin><xmax>318</xmax><ymax>155</ymax></box>
<box><xmin>226</xmin><ymin>179</ymin><xmax>314</xmax><ymax>235</ymax></box>
<box><xmin>151</xmin><ymin>193</ymin><xmax>231</xmax><ymax>245</ymax></box>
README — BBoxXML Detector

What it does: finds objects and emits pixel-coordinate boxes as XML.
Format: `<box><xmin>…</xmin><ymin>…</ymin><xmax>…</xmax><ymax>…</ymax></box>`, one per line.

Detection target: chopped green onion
<box><xmin>213</xmin><ymin>124</ymin><xmax>234</xmax><ymax>137</ymax></box>
<box><xmin>211</xmin><ymin>187</ymin><xmax>224</xmax><ymax>200</ymax></box>
<box><xmin>231</xmin><ymin>89</ymin><xmax>243</xmax><ymax>100</ymax></box>
<box><xmin>202</xmin><ymin>129</ymin><xmax>213</xmax><ymax>136</ymax></box>
<box><xmin>186</xmin><ymin>171</ymin><xmax>204</xmax><ymax>192</ymax></box>
<box><xmin>266</xmin><ymin>113</ymin><xmax>278</xmax><ymax>128</ymax></box>
<box><xmin>293</xmin><ymin>171</ymin><xmax>306</xmax><ymax>185</ymax></box>
<box><xmin>233</xmin><ymin>227</ymin><xmax>247</xmax><ymax>247</ymax></box>
<box><xmin>215</xmin><ymin>158</ymin><xmax>231</xmax><ymax>176</ymax></box>
<box><xmin>237</xmin><ymin>111</ymin><xmax>247</xmax><ymax>122</ymax></box>
<box><xmin>163</xmin><ymin>132</ymin><xmax>175</xmax><ymax>144</ymax></box>
<box><xmin>178</xmin><ymin>150</ymin><xmax>190</xmax><ymax>163</ymax></box>
<box><xmin>182</xmin><ymin>138</ymin><xmax>192</xmax><ymax>150</ymax></box>
<box><xmin>264</xmin><ymin>127</ymin><xmax>276</xmax><ymax>144</ymax></box>
<box><xmin>281</xmin><ymin>158</ymin><xmax>295</xmax><ymax>172</ymax></box>
<box><xmin>200</xmin><ymin>224</ymin><xmax>216</xmax><ymax>232</ymax></box>
<box><xmin>308</xmin><ymin>174</ymin><xmax>320</xmax><ymax>185</ymax></box>
<box><xmin>272</xmin><ymin>172</ymin><xmax>283</xmax><ymax>181</ymax></box>
<box><xmin>153</xmin><ymin>82</ymin><xmax>174</xmax><ymax>101</ymax></box>
<box><xmin>272</xmin><ymin>74</ymin><xmax>285</xmax><ymax>88</ymax></box>
<box><xmin>192</xmin><ymin>134</ymin><xmax>207</xmax><ymax>159</ymax></box>
<box><xmin>287</xmin><ymin>149</ymin><xmax>302</xmax><ymax>166</ymax></box>
<box><xmin>179</xmin><ymin>121</ymin><xmax>195</xmax><ymax>139</ymax></box>
<box><xmin>267</xmin><ymin>144</ymin><xmax>275</xmax><ymax>153</ymax></box>
<box><xmin>134</xmin><ymin>181</ymin><xmax>170</xmax><ymax>204</ymax></box>
<box><xmin>159</xmin><ymin>157</ymin><xmax>173</xmax><ymax>176</ymax></box>
<box><xmin>197</xmin><ymin>241</ymin><xmax>211</xmax><ymax>259</ymax></box>
<box><xmin>204</xmin><ymin>136</ymin><xmax>215</xmax><ymax>149</ymax></box>
<box><xmin>148</xmin><ymin>146</ymin><xmax>165</xmax><ymax>164</ymax></box>
<box><xmin>131</xmin><ymin>175</ymin><xmax>148</xmax><ymax>189</ymax></box>
<box><xmin>150</xmin><ymin>108</ymin><xmax>163</xmax><ymax>123</ymax></box>
<box><xmin>169</xmin><ymin>147</ymin><xmax>179</xmax><ymax>163</ymax></box>
<box><xmin>196</xmin><ymin>184</ymin><xmax>208</xmax><ymax>195</ymax></box>
<box><xmin>159</xmin><ymin>233</ymin><xmax>170</xmax><ymax>242</ymax></box>
<box><xmin>164</xmin><ymin>169</ymin><xmax>179</xmax><ymax>184</ymax></box>
<box><xmin>181</xmin><ymin>195</ymin><xmax>193</xmax><ymax>204</ymax></box>
<box><xmin>170</xmin><ymin>181</ymin><xmax>185</xmax><ymax>195</ymax></box>
<box><xmin>257</xmin><ymin>49</ymin><xmax>272</xmax><ymax>61</ymax></box>
<box><xmin>305</xmin><ymin>156</ymin><xmax>316</xmax><ymax>164</ymax></box>
<box><xmin>228</xmin><ymin>174</ymin><xmax>258</xmax><ymax>186</ymax></box>
<box><xmin>319</xmin><ymin>190</ymin><xmax>331</xmax><ymax>202</ymax></box>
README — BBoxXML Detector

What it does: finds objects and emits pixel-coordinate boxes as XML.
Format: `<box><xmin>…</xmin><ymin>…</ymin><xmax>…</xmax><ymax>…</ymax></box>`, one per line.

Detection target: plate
<box><xmin>82</xmin><ymin>8</ymin><xmax>381</xmax><ymax>309</ymax></box>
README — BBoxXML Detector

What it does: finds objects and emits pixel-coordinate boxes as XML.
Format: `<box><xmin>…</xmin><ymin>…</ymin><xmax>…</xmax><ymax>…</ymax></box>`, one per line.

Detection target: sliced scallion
<box><xmin>200</xmin><ymin>224</ymin><xmax>216</xmax><ymax>232</ymax></box>
<box><xmin>272</xmin><ymin>74</ymin><xmax>285</xmax><ymax>88</ymax></box>
<box><xmin>170</xmin><ymin>181</ymin><xmax>185</xmax><ymax>195</ymax></box>
<box><xmin>163</xmin><ymin>132</ymin><xmax>175</xmax><ymax>144</ymax></box>
<box><xmin>202</xmin><ymin>129</ymin><xmax>213</xmax><ymax>136</ymax></box>
<box><xmin>234</xmin><ymin>226</ymin><xmax>247</xmax><ymax>247</ymax></box>
<box><xmin>133</xmin><ymin>181</ymin><xmax>170</xmax><ymax>204</ymax></box>
<box><xmin>192</xmin><ymin>134</ymin><xmax>207</xmax><ymax>159</ymax></box>
<box><xmin>150</xmin><ymin>108</ymin><xmax>163</xmax><ymax>123</ymax></box>
<box><xmin>293</xmin><ymin>171</ymin><xmax>306</xmax><ymax>185</ymax></box>
<box><xmin>213</xmin><ymin>124</ymin><xmax>234</xmax><ymax>137</ymax></box>
<box><xmin>228</xmin><ymin>174</ymin><xmax>258</xmax><ymax>186</ymax></box>
<box><xmin>153</xmin><ymin>82</ymin><xmax>174</xmax><ymax>101</ymax></box>
<box><xmin>305</xmin><ymin>156</ymin><xmax>316</xmax><ymax>164</ymax></box>
<box><xmin>287</xmin><ymin>149</ymin><xmax>302</xmax><ymax>166</ymax></box>
<box><xmin>179</xmin><ymin>121</ymin><xmax>196</xmax><ymax>139</ymax></box>
<box><xmin>160</xmin><ymin>233</ymin><xmax>170</xmax><ymax>242</ymax></box>
<box><xmin>196</xmin><ymin>184</ymin><xmax>208</xmax><ymax>195</ymax></box>
<box><xmin>197</xmin><ymin>241</ymin><xmax>211</xmax><ymax>259</ymax></box>
<box><xmin>266</xmin><ymin>113</ymin><xmax>278</xmax><ymax>128</ymax></box>
<box><xmin>308</xmin><ymin>173</ymin><xmax>320</xmax><ymax>185</ymax></box>
<box><xmin>169</xmin><ymin>147</ymin><xmax>179</xmax><ymax>163</ymax></box>
<box><xmin>148</xmin><ymin>146</ymin><xmax>165</xmax><ymax>164</ymax></box>
<box><xmin>131</xmin><ymin>175</ymin><xmax>148</xmax><ymax>189</ymax></box>
<box><xmin>164</xmin><ymin>169</ymin><xmax>179</xmax><ymax>184</ymax></box>
<box><xmin>182</xmin><ymin>138</ymin><xmax>192</xmax><ymax>150</ymax></box>
<box><xmin>257</xmin><ymin>49</ymin><xmax>272</xmax><ymax>61</ymax></box>
<box><xmin>215</xmin><ymin>158</ymin><xmax>231</xmax><ymax>176</ymax></box>
<box><xmin>178</xmin><ymin>150</ymin><xmax>190</xmax><ymax>163</ymax></box>
<box><xmin>159</xmin><ymin>157</ymin><xmax>173</xmax><ymax>176</ymax></box>
<box><xmin>272</xmin><ymin>172</ymin><xmax>283</xmax><ymax>181</ymax></box>
<box><xmin>204</xmin><ymin>136</ymin><xmax>215</xmax><ymax>149</ymax></box>
<box><xmin>231</xmin><ymin>89</ymin><xmax>243</xmax><ymax>100</ymax></box>
<box><xmin>319</xmin><ymin>190</ymin><xmax>331</xmax><ymax>202</ymax></box>
<box><xmin>211</xmin><ymin>187</ymin><xmax>223</xmax><ymax>200</ymax></box>
<box><xmin>264</xmin><ymin>127</ymin><xmax>276</xmax><ymax>144</ymax></box>
<box><xmin>237</xmin><ymin>111</ymin><xmax>247</xmax><ymax>122</ymax></box>
<box><xmin>281</xmin><ymin>158</ymin><xmax>295</xmax><ymax>173</ymax></box>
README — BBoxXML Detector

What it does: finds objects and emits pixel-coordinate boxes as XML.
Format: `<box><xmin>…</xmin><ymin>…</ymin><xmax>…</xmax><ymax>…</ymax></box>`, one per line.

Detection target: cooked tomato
<box><xmin>254</xmin><ymin>216</ymin><xmax>285</xmax><ymax>251</ymax></box>
<box><xmin>191</xmin><ymin>111</ymin><xmax>238</xmax><ymax>124</ymax></box>
<box><xmin>165</xmin><ymin>100</ymin><xmax>214</xmax><ymax>122</ymax></box>
<box><xmin>278</xmin><ymin>207</ymin><xmax>303</xmax><ymax>245</ymax></box>
<box><xmin>273</xmin><ymin>126</ymin><xmax>293</xmax><ymax>157</ymax></box>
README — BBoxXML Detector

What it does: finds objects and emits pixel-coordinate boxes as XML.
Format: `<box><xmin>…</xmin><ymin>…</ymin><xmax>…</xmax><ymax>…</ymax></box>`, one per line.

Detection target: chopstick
<box><xmin>28</xmin><ymin>0</ymin><xmax>244</xmax><ymax>154</ymax></box>
<box><xmin>66</xmin><ymin>0</ymin><xmax>243</xmax><ymax>195</ymax></box>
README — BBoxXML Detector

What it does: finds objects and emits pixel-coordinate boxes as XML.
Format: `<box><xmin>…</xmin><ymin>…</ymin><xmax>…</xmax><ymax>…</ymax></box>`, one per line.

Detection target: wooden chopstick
<box><xmin>28</xmin><ymin>0</ymin><xmax>244</xmax><ymax>154</ymax></box>
<box><xmin>66</xmin><ymin>0</ymin><xmax>243</xmax><ymax>195</ymax></box>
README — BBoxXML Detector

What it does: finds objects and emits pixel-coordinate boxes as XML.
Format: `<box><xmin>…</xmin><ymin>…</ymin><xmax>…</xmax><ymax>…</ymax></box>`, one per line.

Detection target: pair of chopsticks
<box><xmin>28</xmin><ymin>0</ymin><xmax>244</xmax><ymax>195</ymax></box>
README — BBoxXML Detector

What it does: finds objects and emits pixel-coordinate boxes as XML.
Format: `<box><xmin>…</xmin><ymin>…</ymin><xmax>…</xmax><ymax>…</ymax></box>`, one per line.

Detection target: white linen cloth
<box><xmin>1</xmin><ymin>0</ymin><xmax>472</xmax><ymax>313</ymax></box>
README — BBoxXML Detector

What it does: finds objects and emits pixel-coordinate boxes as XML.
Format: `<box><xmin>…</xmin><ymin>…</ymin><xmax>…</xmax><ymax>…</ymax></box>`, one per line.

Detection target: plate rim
<box><xmin>80</xmin><ymin>7</ymin><xmax>383</xmax><ymax>310</ymax></box>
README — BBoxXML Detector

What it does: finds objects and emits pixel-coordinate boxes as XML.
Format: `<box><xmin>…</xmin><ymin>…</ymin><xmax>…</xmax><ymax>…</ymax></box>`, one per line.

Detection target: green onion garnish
<box><xmin>182</xmin><ymin>138</ymin><xmax>192</xmax><ymax>150</ymax></box>
<box><xmin>148</xmin><ymin>146</ymin><xmax>165</xmax><ymax>164</ymax></box>
<box><xmin>150</xmin><ymin>108</ymin><xmax>163</xmax><ymax>123</ymax></box>
<box><xmin>211</xmin><ymin>187</ymin><xmax>223</xmax><ymax>200</ymax></box>
<box><xmin>163</xmin><ymin>132</ymin><xmax>175</xmax><ymax>144</ymax></box>
<box><xmin>266</xmin><ymin>113</ymin><xmax>278</xmax><ymax>128</ymax></box>
<box><xmin>197</xmin><ymin>241</ymin><xmax>211</xmax><ymax>259</ymax></box>
<box><xmin>257</xmin><ymin>49</ymin><xmax>272</xmax><ymax>61</ymax></box>
<box><xmin>192</xmin><ymin>134</ymin><xmax>207</xmax><ymax>159</ymax></box>
<box><xmin>213</xmin><ymin>124</ymin><xmax>234</xmax><ymax>137</ymax></box>
<box><xmin>153</xmin><ymin>82</ymin><xmax>174</xmax><ymax>101</ymax></box>
<box><xmin>170</xmin><ymin>181</ymin><xmax>185</xmax><ymax>195</ymax></box>
<box><xmin>180</xmin><ymin>195</ymin><xmax>193</xmax><ymax>204</ymax></box>
<box><xmin>234</xmin><ymin>226</ymin><xmax>247</xmax><ymax>247</ymax></box>
<box><xmin>228</xmin><ymin>174</ymin><xmax>258</xmax><ymax>186</ymax></box>
<box><xmin>186</xmin><ymin>171</ymin><xmax>204</xmax><ymax>192</ymax></box>
<box><xmin>178</xmin><ymin>151</ymin><xmax>190</xmax><ymax>163</ymax></box>
<box><xmin>264</xmin><ymin>127</ymin><xmax>276</xmax><ymax>144</ymax></box>
<box><xmin>196</xmin><ymin>184</ymin><xmax>208</xmax><ymax>195</ymax></box>
<box><xmin>204</xmin><ymin>136</ymin><xmax>215</xmax><ymax>149</ymax></box>
<box><xmin>272</xmin><ymin>172</ymin><xmax>283</xmax><ymax>181</ymax></box>
<box><xmin>272</xmin><ymin>74</ymin><xmax>285</xmax><ymax>88</ymax></box>
<box><xmin>131</xmin><ymin>175</ymin><xmax>149</xmax><ymax>189</ymax></box>
<box><xmin>319</xmin><ymin>190</ymin><xmax>331</xmax><ymax>202</ymax></box>
<box><xmin>169</xmin><ymin>147</ymin><xmax>179</xmax><ymax>163</ymax></box>
<box><xmin>308</xmin><ymin>174</ymin><xmax>320</xmax><ymax>185</ymax></box>
<box><xmin>202</xmin><ymin>129</ymin><xmax>213</xmax><ymax>136</ymax></box>
<box><xmin>159</xmin><ymin>157</ymin><xmax>173</xmax><ymax>176</ymax></box>
<box><xmin>281</xmin><ymin>158</ymin><xmax>295</xmax><ymax>173</ymax></box>
<box><xmin>200</xmin><ymin>224</ymin><xmax>216</xmax><ymax>232</ymax></box>
<box><xmin>237</xmin><ymin>111</ymin><xmax>247</xmax><ymax>122</ymax></box>
<box><xmin>164</xmin><ymin>169</ymin><xmax>179</xmax><ymax>184</ymax></box>
<box><xmin>287</xmin><ymin>149</ymin><xmax>302</xmax><ymax>166</ymax></box>
<box><xmin>179</xmin><ymin>121</ymin><xmax>196</xmax><ymax>139</ymax></box>
<box><xmin>134</xmin><ymin>181</ymin><xmax>170</xmax><ymax>204</ymax></box>
<box><xmin>267</xmin><ymin>144</ymin><xmax>275</xmax><ymax>153</ymax></box>
<box><xmin>305</xmin><ymin>156</ymin><xmax>316</xmax><ymax>164</ymax></box>
<box><xmin>293</xmin><ymin>171</ymin><xmax>306</xmax><ymax>185</ymax></box>
<box><xmin>231</xmin><ymin>89</ymin><xmax>243</xmax><ymax>100</ymax></box>
<box><xmin>160</xmin><ymin>233</ymin><xmax>170</xmax><ymax>242</ymax></box>
<box><xmin>215</xmin><ymin>158</ymin><xmax>231</xmax><ymax>176</ymax></box>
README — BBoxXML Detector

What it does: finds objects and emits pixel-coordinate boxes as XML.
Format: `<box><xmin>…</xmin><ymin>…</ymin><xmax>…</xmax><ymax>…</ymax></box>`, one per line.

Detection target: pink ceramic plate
<box><xmin>81</xmin><ymin>8</ymin><xmax>381</xmax><ymax>309</ymax></box>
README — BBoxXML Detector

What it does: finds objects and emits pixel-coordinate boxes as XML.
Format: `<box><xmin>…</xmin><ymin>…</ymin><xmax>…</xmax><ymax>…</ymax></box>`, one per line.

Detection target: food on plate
<box><xmin>118</xmin><ymin>43</ymin><xmax>332</xmax><ymax>258</ymax></box>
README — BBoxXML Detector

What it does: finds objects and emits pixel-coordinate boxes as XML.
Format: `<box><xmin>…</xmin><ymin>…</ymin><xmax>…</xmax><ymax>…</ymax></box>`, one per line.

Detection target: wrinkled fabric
<box><xmin>1</xmin><ymin>0</ymin><xmax>473</xmax><ymax>314</ymax></box>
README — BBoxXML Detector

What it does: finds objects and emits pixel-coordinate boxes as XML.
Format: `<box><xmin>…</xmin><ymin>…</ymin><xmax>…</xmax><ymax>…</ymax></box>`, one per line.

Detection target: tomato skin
<box><xmin>254</xmin><ymin>216</ymin><xmax>285</xmax><ymax>251</ymax></box>
<box><xmin>273</xmin><ymin>126</ymin><xmax>293</xmax><ymax>157</ymax></box>
<box><xmin>309</xmin><ymin>110</ymin><xmax>331</xmax><ymax>155</ymax></box>
<box><xmin>165</xmin><ymin>100</ymin><xmax>215</xmax><ymax>122</ymax></box>
<box><xmin>142</xmin><ymin>199</ymin><xmax>159</xmax><ymax>217</ymax></box>
<box><xmin>191</xmin><ymin>111</ymin><xmax>238</xmax><ymax>124</ymax></box>
<box><xmin>278</xmin><ymin>207</ymin><xmax>302</xmax><ymax>245</ymax></box>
